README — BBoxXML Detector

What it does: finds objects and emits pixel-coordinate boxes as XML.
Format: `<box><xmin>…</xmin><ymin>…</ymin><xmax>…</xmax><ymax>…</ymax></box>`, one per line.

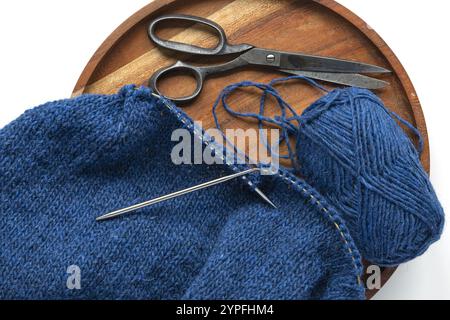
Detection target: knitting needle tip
<box><xmin>96</xmin><ymin>212</ymin><xmax>118</xmax><ymax>222</ymax></box>
<box><xmin>96</xmin><ymin>215</ymin><xmax>108</xmax><ymax>222</ymax></box>
<box><xmin>255</xmin><ymin>187</ymin><xmax>277</xmax><ymax>209</ymax></box>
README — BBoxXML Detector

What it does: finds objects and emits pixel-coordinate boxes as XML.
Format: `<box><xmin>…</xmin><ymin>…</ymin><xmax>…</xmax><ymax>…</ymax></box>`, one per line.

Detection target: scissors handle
<box><xmin>149</xmin><ymin>58</ymin><xmax>247</xmax><ymax>104</ymax></box>
<box><xmin>148</xmin><ymin>14</ymin><xmax>252</xmax><ymax>56</ymax></box>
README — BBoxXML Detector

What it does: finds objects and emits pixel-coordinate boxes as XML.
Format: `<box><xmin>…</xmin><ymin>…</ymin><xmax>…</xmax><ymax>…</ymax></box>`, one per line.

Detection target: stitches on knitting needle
<box><xmin>153</xmin><ymin>92</ymin><xmax>273</xmax><ymax>205</ymax></box>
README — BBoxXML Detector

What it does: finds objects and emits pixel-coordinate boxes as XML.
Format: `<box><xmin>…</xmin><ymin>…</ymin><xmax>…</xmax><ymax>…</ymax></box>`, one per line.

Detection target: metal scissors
<box><xmin>148</xmin><ymin>14</ymin><xmax>391</xmax><ymax>103</ymax></box>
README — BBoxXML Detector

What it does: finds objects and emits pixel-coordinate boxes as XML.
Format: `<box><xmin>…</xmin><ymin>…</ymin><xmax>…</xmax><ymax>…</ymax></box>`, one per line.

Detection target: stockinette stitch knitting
<box><xmin>296</xmin><ymin>87</ymin><xmax>444</xmax><ymax>266</ymax></box>
<box><xmin>0</xmin><ymin>85</ymin><xmax>364</xmax><ymax>300</ymax></box>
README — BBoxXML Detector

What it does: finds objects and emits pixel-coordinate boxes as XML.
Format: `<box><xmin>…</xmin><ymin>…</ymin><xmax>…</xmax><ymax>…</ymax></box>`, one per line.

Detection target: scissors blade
<box><xmin>241</xmin><ymin>48</ymin><xmax>390</xmax><ymax>74</ymax></box>
<box><xmin>281</xmin><ymin>69</ymin><xmax>389</xmax><ymax>89</ymax></box>
<box><xmin>278</xmin><ymin>51</ymin><xmax>391</xmax><ymax>74</ymax></box>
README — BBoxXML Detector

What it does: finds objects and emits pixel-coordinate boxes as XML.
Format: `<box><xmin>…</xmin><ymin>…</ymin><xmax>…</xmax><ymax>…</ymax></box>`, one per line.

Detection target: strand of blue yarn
<box><xmin>212</xmin><ymin>76</ymin><xmax>320</xmax><ymax>172</ymax></box>
<box><xmin>212</xmin><ymin>76</ymin><xmax>423</xmax><ymax>172</ymax></box>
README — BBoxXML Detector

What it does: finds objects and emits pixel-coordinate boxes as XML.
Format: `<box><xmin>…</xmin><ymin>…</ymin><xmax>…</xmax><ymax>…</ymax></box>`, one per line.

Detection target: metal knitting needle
<box><xmin>96</xmin><ymin>168</ymin><xmax>276</xmax><ymax>221</ymax></box>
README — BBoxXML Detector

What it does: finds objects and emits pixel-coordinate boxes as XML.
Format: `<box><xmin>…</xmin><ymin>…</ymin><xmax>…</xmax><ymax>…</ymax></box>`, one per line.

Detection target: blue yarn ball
<box><xmin>296</xmin><ymin>87</ymin><xmax>444</xmax><ymax>266</ymax></box>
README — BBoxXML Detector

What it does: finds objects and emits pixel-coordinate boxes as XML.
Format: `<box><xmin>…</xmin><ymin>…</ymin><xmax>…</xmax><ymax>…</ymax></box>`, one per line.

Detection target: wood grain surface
<box><xmin>73</xmin><ymin>0</ymin><xmax>428</xmax><ymax>299</ymax></box>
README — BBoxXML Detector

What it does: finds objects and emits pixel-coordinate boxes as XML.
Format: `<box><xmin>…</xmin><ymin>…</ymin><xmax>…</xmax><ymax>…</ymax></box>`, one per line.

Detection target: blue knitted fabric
<box><xmin>296</xmin><ymin>87</ymin><xmax>445</xmax><ymax>266</ymax></box>
<box><xmin>0</xmin><ymin>85</ymin><xmax>364</xmax><ymax>300</ymax></box>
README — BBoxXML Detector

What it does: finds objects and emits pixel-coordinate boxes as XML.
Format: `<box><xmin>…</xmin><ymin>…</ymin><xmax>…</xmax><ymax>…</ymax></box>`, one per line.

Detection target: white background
<box><xmin>0</xmin><ymin>0</ymin><xmax>449</xmax><ymax>299</ymax></box>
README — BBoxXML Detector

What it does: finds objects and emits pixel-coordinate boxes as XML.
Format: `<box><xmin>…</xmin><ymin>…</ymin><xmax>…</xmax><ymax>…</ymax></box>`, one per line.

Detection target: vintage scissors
<box><xmin>148</xmin><ymin>14</ymin><xmax>391</xmax><ymax>103</ymax></box>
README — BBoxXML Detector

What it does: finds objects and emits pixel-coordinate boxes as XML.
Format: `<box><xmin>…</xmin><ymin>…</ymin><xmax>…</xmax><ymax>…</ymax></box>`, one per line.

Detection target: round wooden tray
<box><xmin>73</xmin><ymin>0</ymin><xmax>429</xmax><ymax>299</ymax></box>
